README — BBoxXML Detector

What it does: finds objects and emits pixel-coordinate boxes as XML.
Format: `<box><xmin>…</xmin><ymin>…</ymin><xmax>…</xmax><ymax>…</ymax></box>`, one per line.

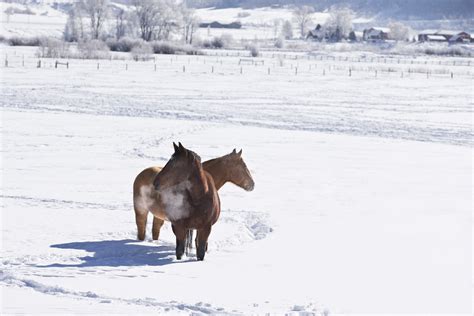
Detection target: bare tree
<box><xmin>324</xmin><ymin>7</ymin><xmax>354</xmax><ymax>41</ymax></box>
<box><xmin>64</xmin><ymin>5</ymin><xmax>85</xmax><ymax>41</ymax></box>
<box><xmin>181</xmin><ymin>5</ymin><xmax>200</xmax><ymax>44</ymax></box>
<box><xmin>64</xmin><ymin>8</ymin><xmax>78</xmax><ymax>41</ymax></box>
<box><xmin>293</xmin><ymin>5</ymin><xmax>314</xmax><ymax>38</ymax></box>
<box><xmin>155</xmin><ymin>0</ymin><xmax>179</xmax><ymax>41</ymax></box>
<box><xmin>115</xmin><ymin>9</ymin><xmax>127</xmax><ymax>39</ymax></box>
<box><xmin>133</xmin><ymin>0</ymin><xmax>161</xmax><ymax>41</ymax></box>
<box><xmin>388</xmin><ymin>21</ymin><xmax>412</xmax><ymax>41</ymax></box>
<box><xmin>272</xmin><ymin>18</ymin><xmax>283</xmax><ymax>39</ymax></box>
<box><xmin>80</xmin><ymin>0</ymin><xmax>109</xmax><ymax>39</ymax></box>
<box><xmin>281</xmin><ymin>20</ymin><xmax>293</xmax><ymax>39</ymax></box>
<box><xmin>133</xmin><ymin>0</ymin><xmax>179</xmax><ymax>41</ymax></box>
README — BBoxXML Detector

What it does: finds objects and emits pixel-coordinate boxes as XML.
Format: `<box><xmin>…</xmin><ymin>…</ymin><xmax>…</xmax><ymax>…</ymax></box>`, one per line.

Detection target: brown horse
<box><xmin>153</xmin><ymin>142</ymin><xmax>219</xmax><ymax>260</ymax></box>
<box><xmin>133</xmin><ymin>148</ymin><xmax>254</xmax><ymax>243</ymax></box>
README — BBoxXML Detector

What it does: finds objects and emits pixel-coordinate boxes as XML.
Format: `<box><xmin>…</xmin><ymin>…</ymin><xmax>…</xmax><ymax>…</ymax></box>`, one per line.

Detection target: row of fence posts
<box><xmin>3</xmin><ymin>51</ymin><xmax>471</xmax><ymax>70</ymax></box>
<box><xmin>2</xmin><ymin>57</ymin><xmax>458</xmax><ymax>78</ymax></box>
<box><xmin>265</xmin><ymin>53</ymin><xmax>471</xmax><ymax>67</ymax></box>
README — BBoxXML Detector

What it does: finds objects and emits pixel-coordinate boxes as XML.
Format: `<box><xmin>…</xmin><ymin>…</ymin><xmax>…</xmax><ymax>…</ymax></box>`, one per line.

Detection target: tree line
<box><xmin>64</xmin><ymin>0</ymin><xmax>200</xmax><ymax>44</ymax></box>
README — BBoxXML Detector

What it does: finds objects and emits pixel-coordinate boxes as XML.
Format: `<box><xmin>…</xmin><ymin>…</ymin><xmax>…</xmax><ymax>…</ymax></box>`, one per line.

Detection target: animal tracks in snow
<box><xmin>208</xmin><ymin>209</ymin><xmax>273</xmax><ymax>251</ymax></box>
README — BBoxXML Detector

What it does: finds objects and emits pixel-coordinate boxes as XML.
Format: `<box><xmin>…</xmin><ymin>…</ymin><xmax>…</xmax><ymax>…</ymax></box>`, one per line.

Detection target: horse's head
<box><xmin>153</xmin><ymin>142</ymin><xmax>203</xmax><ymax>191</ymax></box>
<box><xmin>227</xmin><ymin>148</ymin><xmax>255</xmax><ymax>191</ymax></box>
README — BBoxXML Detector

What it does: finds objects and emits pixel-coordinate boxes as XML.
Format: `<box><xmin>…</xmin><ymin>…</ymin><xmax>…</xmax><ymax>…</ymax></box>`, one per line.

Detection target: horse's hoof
<box><xmin>197</xmin><ymin>257</ymin><xmax>204</xmax><ymax>261</ymax></box>
<box><xmin>176</xmin><ymin>256</ymin><xmax>182</xmax><ymax>260</ymax></box>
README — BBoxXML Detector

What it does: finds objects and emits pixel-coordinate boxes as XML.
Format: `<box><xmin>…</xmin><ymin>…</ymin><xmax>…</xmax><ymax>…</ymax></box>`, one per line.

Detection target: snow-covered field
<box><xmin>0</xmin><ymin>2</ymin><xmax>67</xmax><ymax>38</ymax></box>
<box><xmin>0</xmin><ymin>46</ymin><xmax>472</xmax><ymax>314</ymax></box>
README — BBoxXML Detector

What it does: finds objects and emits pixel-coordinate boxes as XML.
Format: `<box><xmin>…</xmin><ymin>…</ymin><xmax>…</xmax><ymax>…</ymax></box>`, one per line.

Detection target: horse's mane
<box><xmin>172</xmin><ymin>146</ymin><xmax>201</xmax><ymax>162</ymax></box>
<box><xmin>180</xmin><ymin>147</ymin><xmax>208</xmax><ymax>194</ymax></box>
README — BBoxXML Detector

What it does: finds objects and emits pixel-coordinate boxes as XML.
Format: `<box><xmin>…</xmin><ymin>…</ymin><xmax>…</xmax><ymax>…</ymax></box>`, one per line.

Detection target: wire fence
<box><xmin>2</xmin><ymin>49</ymin><xmax>473</xmax><ymax>80</ymax></box>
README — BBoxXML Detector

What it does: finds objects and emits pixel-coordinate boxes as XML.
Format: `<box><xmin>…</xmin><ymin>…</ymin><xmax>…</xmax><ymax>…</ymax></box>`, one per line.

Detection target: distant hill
<box><xmin>188</xmin><ymin>0</ymin><xmax>473</xmax><ymax>20</ymax></box>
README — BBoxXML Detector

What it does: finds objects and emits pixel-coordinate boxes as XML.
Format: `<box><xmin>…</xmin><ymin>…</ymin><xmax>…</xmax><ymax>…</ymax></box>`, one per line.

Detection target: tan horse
<box><xmin>152</xmin><ymin>142</ymin><xmax>220</xmax><ymax>260</ymax></box>
<box><xmin>133</xmin><ymin>148</ymin><xmax>254</xmax><ymax>243</ymax></box>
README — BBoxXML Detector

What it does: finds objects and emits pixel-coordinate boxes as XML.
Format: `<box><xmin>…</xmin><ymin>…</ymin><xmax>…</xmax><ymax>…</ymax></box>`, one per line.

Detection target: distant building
<box><xmin>353</xmin><ymin>31</ymin><xmax>364</xmax><ymax>42</ymax></box>
<box><xmin>306</xmin><ymin>24</ymin><xmax>325</xmax><ymax>41</ymax></box>
<box><xmin>363</xmin><ymin>27</ymin><xmax>390</xmax><ymax>41</ymax></box>
<box><xmin>449</xmin><ymin>33</ymin><xmax>471</xmax><ymax>43</ymax></box>
<box><xmin>418</xmin><ymin>30</ymin><xmax>471</xmax><ymax>43</ymax></box>
<box><xmin>199</xmin><ymin>21</ymin><xmax>242</xmax><ymax>29</ymax></box>
<box><xmin>424</xmin><ymin>35</ymin><xmax>447</xmax><ymax>42</ymax></box>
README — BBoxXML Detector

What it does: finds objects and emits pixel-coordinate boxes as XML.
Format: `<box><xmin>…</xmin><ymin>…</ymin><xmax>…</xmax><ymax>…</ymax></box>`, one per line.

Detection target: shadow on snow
<box><xmin>39</xmin><ymin>239</ymin><xmax>190</xmax><ymax>268</ymax></box>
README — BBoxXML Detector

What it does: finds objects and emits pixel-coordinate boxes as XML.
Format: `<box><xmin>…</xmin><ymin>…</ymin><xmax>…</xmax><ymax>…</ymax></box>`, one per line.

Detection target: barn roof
<box><xmin>436</xmin><ymin>30</ymin><xmax>462</xmax><ymax>36</ymax></box>
<box><xmin>419</xmin><ymin>29</ymin><xmax>439</xmax><ymax>35</ymax></box>
<box><xmin>426</xmin><ymin>35</ymin><xmax>447</xmax><ymax>41</ymax></box>
<box><xmin>372</xmin><ymin>27</ymin><xmax>390</xmax><ymax>33</ymax></box>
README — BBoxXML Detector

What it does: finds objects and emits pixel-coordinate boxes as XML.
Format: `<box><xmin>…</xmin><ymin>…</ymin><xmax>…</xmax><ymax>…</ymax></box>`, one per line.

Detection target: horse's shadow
<box><xmin>40</xmin><ymin>239</ymin><xmax>188</xmax><ymax>268</ymax></box>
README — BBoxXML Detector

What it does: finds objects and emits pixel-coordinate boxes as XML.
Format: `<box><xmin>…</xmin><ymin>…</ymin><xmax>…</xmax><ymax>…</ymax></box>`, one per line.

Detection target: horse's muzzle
<box><xmin>246</xmin><ymin>181</ymin><xmax>255</xmax><ymax>191</ymax></box>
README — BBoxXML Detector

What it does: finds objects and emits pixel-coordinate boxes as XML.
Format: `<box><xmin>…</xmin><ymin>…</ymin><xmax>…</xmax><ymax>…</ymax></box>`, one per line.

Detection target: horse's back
<box><xmin>133</xmin><ymin>166</ymin><xmax>162</xmax><ymax>194</ymax></box>
<box><xmin>133</xmin><ymin>166</ymin><xmax>164</xmax><ymax>217</ymax></box>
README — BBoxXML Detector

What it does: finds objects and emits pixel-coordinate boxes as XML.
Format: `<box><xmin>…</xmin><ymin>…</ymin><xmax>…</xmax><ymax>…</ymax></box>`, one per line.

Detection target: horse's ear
<box><xmin>178</xmin><ymin>142</ymin><xmax>189</xmax><ymax>157</ymax></box>
<box><xmin>237</xmin><ymin>149</ymin><xmax>242</xmax><ymax>157</ymax></box>
<box><xmin>232</xmin><ymin>148</ymin><xmax>237</xmax><ymax>155</ymax></box>
<box><xmin>173</xmin><ymin>142</ymin><xmax>179</xmax><ymax>153</ymax></box>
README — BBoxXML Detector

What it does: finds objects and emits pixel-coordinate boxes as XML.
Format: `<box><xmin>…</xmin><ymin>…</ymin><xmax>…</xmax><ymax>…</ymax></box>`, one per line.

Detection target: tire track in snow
<box><xmin>1</xmin><ymin>194</ymin><xmax>131</xmax><ymax>211</ymax></box>
<box><xmin>123</xmin><ymin>123</ymin><xmax>211</xmax><ymax>161</ymax></box>
<box><xmin>0</xmin><ymin>271</ymin><xmax>231</xmax><ymax>314</ymax></box>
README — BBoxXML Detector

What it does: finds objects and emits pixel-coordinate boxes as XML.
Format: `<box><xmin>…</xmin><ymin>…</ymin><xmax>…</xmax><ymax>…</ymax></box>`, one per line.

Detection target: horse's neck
<box><xmin>187</xmin><ymin>167</ymin><xmax>210</xmax><ymax>203</ymax></box>
<box><xmin>202</xmin><ymin>157</ymin><xmax>229</xmax><ymax>190</ymax></box>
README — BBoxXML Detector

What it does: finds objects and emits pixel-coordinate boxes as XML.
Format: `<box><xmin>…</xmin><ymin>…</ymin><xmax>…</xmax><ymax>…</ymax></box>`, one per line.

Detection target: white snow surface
<box><xmin>0</xmin><ymin>46</ymin><xmax>472</xmax><ymax>314</ymax></box>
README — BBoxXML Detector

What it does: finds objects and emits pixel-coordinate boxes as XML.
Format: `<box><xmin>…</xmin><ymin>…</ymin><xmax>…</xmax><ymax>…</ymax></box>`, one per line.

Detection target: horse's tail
<box><xmin>185</xmin><ymin>229</ymin><xmax>194</xmax><ymax>256</ymax></box>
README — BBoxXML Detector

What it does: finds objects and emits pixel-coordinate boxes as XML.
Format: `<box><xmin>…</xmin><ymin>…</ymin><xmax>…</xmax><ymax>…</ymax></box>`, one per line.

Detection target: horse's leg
<box><xmin>188</xmin><ymin>230</ymin><xmax>194</xmax><ymax>249</ymax></box>
<box><xmin>185</xmin><ymin>229</ymin><xmax>193</xmax><ymax>257</ymax></box>
<box><xmin>195</xmin><ymin>230</ymin><xmax>199</xmax><ymax>250</ymax></box>
<box><xmin>134</xmin><ymin>205</ymin><xmax>148</xmax><ymax>241</ymax></box>
<box><xmin>171</xmin><ymin>223</ymin><xmax>187</xmax><ymax>260</ymax></box>
<box><xmin>196</xmin><ymin>226</ymin><xmax>212</xmax><ymax>261</ymax></box>
<box><xmin>152</xmin><ymin>217</ymin><xmax>164</xmax><ymax>241</ymax></box>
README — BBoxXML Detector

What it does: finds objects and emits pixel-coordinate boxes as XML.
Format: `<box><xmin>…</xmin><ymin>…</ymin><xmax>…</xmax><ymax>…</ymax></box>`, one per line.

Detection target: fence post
<box><xmin>212</xmin><ymin>65</ymin><xmax>214</xmax><ymax>73</ymax></box>
<box><xmin>451</xmin><ymin>72</ymin><xmax>453</xmax><ymax>79</ymax></box>
<box><xmin>67</xmin><ymin>62</ymin><xmax>69</xmax><ymax>69</ymax></box>
<box><xmin>375</xmin><ymin>70</ymin><xmax>377</xmax><ymax>77</ymax></box>
<box><xmin>55</xmin><ymin>61</ymin><xmax>58</xmax><ymax>68</ymax></box>
<box><xmin>97</xmin><ymin>63</ymin><xmax>100</xmax><ymax>70</ymax></box>
<box><xmin>349</xmin><ymin>68</ymin><xmax>351</xmax><ymax>77</ymax></box>
<box><xmin>267</xmin><ymin>67</ymin><xmax>270</xmax><ymax>75</ymax></box>
<box><xmin>240</xmin><ymin>66</ymin><xmax>242</xmax><ymax>74</ymax></box>
<box><xmin>37</xmin><ymin>60</ymin><xmax>41</xmax><ymax>68</ymax></box>
<box><xmin>4</xmin><ymin>58</ymin><xmax>8</xmax><ymax>67</ymax></box>
<box><xmin>295</xmin><ymin>67</ymin><xmax>298</xmax><ymax>75</ymax></box>
<box><xmin>183</xmin><ymin>65</ymin><xmax>185</xmax><ymax>72</ymax></box>
<box><xmin>126</xmin><ymin>63</ymin><xmax>128</xmax><ymax>70</ymax></box>
<box><xmin>154</xmin><ymin>64</ymin><xmax>157</xmax><ymax>71</ymax></box>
